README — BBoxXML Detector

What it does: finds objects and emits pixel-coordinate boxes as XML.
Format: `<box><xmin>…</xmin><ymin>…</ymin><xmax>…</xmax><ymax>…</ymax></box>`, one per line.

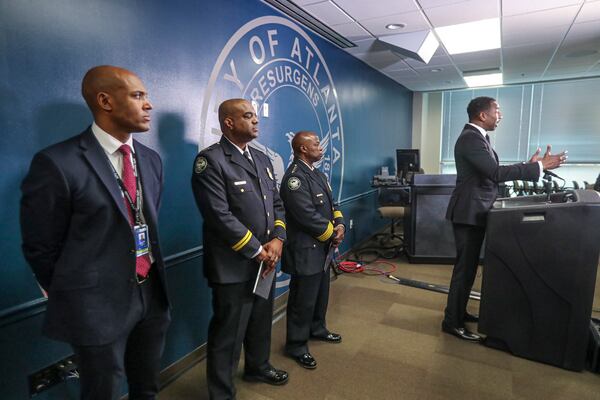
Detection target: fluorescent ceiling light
<box><xmin>435</xmin><ymin>18</ymin><xmax>500</xmax><ymax>55</ymax></box>
<box><xmin>463</xmin><ymin>72</ymin><xmax>503</xmax><ymax>88</ymax></box>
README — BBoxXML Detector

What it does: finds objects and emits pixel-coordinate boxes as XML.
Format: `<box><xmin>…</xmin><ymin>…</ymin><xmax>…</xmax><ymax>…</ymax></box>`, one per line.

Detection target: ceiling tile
<box><xmin>293</xmin><ymin>0</ymin><xmax>327</xmax><ymax>5</ymax></box>
<box><xmin>380</xmin><ymin>59</ymin><xmax>413</xmax><ymax>72</ymax></box>
<box><xmin>358</xmin><ymin>50</ymin><xmax>405</xmax><ymax>69</ymax></box>
<box><xmin>404</xmin><ymin>54</ymin><xmax>453</xmax><ymax>68</ymax></box>
<box><xmin>330</xmin><ymin>21</ymin><xmax>372</xmax><ymax>41</ymax></box>
<box><xmin>502</xmin><ymin>5</ymin><xmax>579</xmax><ymax>47</ymax></box>
<box><xmin>382</xmin><ymin>67</ymin><xmax>419</xmax><ymax>77</ymax></box>
<box><xmin>358</xmin><ymin>10</ymin><xmax>430</xmax><ymax>36</ymax></box>
<box><xmin>304</xmin><ymin>1</ymin><xmax>353</xmax><ymax>25</ymax></box>
<box><xmin>502</xmin><ymin>0</ymin><xmax>583</xmax><ymax>17</ymax></box>
<box><xmin>424</xmin><ymin>0</ymin><xmax>499</xmax><ymax>27</ymax></box>
<box><xmin>576</xmin><ymin>1</ymin><xmax>600</xmax><ymax>23</ymax></box>
<box><xmin>334</xmin><ymin>0</ymin><xmax>417</xmax><ymax>21</ymax></box>
<box><xmin>418</xmin><ymin>0</ymin><xmax>469</xmax><ymax>8</ymax></box>
<box><xmin>451</xmin><ymin>48</ymin><xmax>501</xmax><ymax>71</ymax></box>
<box><xmin>342</xmin><ymin>38</ymin><xmax>377</xmax><ymax>55</ymax></box>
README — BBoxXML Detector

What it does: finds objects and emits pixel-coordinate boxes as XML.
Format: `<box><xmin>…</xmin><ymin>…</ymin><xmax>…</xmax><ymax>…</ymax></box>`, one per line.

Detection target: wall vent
<box><xmin>262</xmin><ymin>0</ymin><xmax>356</xmax><ymax>48</ymax></box>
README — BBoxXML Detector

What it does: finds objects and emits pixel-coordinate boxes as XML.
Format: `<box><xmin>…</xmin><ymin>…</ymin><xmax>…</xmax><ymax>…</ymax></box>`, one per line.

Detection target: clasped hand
<box><xmin>255</xmin><ymin>238</ymin><xmax>283</xmax><ymax>277</ymax></box>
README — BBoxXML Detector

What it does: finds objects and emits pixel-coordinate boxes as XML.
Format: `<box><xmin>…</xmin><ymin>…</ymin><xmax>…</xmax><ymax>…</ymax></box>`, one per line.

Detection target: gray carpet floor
<box><xmin>159</xmin><ymin>257</ymin><xmax>600</xmax><ymax>399</ymax></box>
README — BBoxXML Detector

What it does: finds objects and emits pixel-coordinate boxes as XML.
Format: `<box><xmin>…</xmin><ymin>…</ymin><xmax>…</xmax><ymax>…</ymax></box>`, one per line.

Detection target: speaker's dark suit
<box><xmin>444</xmin><ymin>124</ymin><xmax>539</xmax><ymax>327</ymax></box>
<box><xmin>20</xmin><ymin>127</ymin><xmax>170</xmax><ymax>399</ymax></box>
<box><xmin>280</xmin><ymin>159</ymin><xmax>344</xmax><ymax>356</ymax></box>
<box><xmin>191</xmin><ymin>136</ymin><xmax>286</xmax><ymax>400</ymax></box>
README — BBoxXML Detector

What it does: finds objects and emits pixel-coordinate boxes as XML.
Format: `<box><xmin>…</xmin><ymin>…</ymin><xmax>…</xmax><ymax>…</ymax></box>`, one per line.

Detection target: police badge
<box><xmin>194</xmin><ymin>156</ymin><xmax>208</xmax><ymax>174</ymax></box>
<box><xmin>288</xmin><ymin>177</ymin><xmax>301</xmax><ymax>191</ymax></box>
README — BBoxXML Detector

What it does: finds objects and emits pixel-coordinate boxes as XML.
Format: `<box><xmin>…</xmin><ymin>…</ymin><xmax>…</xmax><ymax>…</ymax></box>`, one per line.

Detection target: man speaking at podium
<box><xmin>443</xmin><ymin>96</ymin><xmax>566</xmax><ymax>342</ymax></box>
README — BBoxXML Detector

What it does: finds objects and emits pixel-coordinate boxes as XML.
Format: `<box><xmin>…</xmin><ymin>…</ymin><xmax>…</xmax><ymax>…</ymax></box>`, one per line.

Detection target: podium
<box><xmin>479</xmin><ymin>190</ymin><xmax>600</xmax><ymax>370</ymax></box>
<box><xmin>404</xmin><ymin>174</ymin><xmax>456</xmax><ymax>263</ymax></box>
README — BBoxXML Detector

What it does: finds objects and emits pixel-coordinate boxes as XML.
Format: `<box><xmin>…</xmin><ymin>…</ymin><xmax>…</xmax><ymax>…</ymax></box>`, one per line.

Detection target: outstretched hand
<box><xmin>528</xmin><ymin>146</ymin><xmax>543</xmax><ymax>163</ymax></box>
<box><xmin>538</xmin><ymin>145</ymin><xmax>567</xmax><ymax>171</ymax></box>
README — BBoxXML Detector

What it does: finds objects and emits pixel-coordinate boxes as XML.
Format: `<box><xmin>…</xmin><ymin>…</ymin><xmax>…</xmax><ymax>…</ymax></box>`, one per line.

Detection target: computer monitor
<box><xmin>396</xmin><ymin>149</ymin><xmax>420</xmax><ymax>183</ymax></box>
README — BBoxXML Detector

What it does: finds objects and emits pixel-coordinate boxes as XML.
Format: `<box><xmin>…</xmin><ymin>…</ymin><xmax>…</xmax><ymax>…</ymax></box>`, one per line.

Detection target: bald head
<box><xmin>80</xmin><ymin>65</ymin><xmax>152</xmax><ymax>142</ymax></box>
<box><xmin>217</xmin><ymin>99</ymin><xmax>258</xmax><ymax>146</ymax></box>
<box><xmin>292</xmin><ymin>131</ymin><xmax>317</xmax><ymax>155</ymax></box>
<box><xmin>218</xmin><ymin>98</ymin><xmax>248</xmax><ymax>130</ymax></box>
<box><xmin>292</xmin><ymin>131</ymin><xmax>323</xmax><ymax>164</ymax></box>
<box><xmin>81</xmin><ymin>65</ymin><xmax>136</xmax><ymax>113</ymax></box>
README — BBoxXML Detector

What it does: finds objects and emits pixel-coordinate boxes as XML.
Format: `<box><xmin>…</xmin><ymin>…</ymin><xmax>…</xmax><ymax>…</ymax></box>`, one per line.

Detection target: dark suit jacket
<box><xmin>280</xmin><ymin>158</ymin><xmax>344</xmax><ymax>276</ymax></box>
<box><xmin>20</xmin><ymin>127</ymin><xmax>169</xmax><ymax>346</ymax></box>
<box><xmin>191</xmin><ymin>136</ymin><xmax>286</xmax><ymax>284</ymax></box>
<box><xmin>446</xmin><ymin>124</ymin><xmax>540</xmax><ymax>226</ymax></box>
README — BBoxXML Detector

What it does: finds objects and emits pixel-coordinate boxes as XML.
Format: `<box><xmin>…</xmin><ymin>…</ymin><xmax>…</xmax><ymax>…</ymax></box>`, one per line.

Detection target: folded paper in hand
<box><xmin>324</xmin><ymin>244</ymin><xmax>335</xmax><ymax>272</ymax></box>
<box><xmin>253</xmin><ymin>261</ymin><xmax>275</xmax><ymax>299</ymax></box>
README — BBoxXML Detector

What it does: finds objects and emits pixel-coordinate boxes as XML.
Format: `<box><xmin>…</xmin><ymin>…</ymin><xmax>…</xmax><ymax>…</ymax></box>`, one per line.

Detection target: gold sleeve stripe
<box><xmin>316</xmin><ymin>221</ymin><xmax>334</xmax><ymax>242</ymax></box>
<box><xmin>274</xmin><ymin>220</ymin><xmax>286</xmax><ymax>229</ymax></box>
<box><xmin>232</xmin><ymin>230</ymin><xmax>252</xmax><ymax>251</ymax></box>
<box><xmin>333</xmin><ymin>210</ymin><xmax>343</xmax><ymax>219</ymax></box>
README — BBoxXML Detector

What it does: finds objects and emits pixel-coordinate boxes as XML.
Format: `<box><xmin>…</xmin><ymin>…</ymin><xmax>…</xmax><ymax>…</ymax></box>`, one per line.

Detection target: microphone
<box><xmin>543</xmin><ymin>170</ymin><xmax>564</xmax><ymax>181</ymax></box>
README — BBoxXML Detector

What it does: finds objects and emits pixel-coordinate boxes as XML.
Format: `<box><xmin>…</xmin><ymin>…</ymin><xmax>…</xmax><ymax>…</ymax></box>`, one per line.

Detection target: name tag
<box><xmin>316</xmin><ymin>193</ymin><xmax>323</xmax><ymax>197</ymax></box>
<box><xmin>134</xmin><ymin>224</ymin><xmax>149</xmax><ymax>257</ymax></box>
<box><xmin>234</xmin><ymin>181</ymin><xmax>247</xmax><ymax>185</ymax></box>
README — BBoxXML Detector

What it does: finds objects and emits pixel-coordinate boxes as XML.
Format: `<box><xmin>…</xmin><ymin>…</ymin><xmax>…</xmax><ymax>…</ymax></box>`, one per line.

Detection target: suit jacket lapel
<box><xmin>464</xmin><ymin>125</ymin><xmax>498</xmax><ymax>164</ymax></box>
<box><xmin>220</xmin><ymin>136</ymin><xmax>257</xmax><ymax>177</ymax></box>
<box><xmin>79</xmin><ymin>128</ymin><xmax>130</xmax><ymax>222</ymax></box>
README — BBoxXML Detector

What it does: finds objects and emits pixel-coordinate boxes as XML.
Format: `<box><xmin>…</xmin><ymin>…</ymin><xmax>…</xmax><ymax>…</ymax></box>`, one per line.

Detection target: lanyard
<box><xmin>107</xmin><ymin>151</ymin><xmax>143</xmax><ymax>225</ymax></box>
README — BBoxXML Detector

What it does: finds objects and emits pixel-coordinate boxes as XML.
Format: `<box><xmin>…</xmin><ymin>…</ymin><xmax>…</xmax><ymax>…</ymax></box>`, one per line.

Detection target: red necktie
<box><xmin>118</xmin><ymin>144</ymin><xmax>151</xmax><ymax>278</ymax></box>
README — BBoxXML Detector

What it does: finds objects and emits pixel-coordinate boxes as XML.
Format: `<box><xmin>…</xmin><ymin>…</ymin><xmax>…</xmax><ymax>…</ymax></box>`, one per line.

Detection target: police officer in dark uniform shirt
<box><xmin>280</xmin><ymin>131</ymin><xmax>345</xmax><ymax>369</ymax></box>
<box><xmin>191</xmin><ymin>99</ymin><xmax>288</xmax><ymax>399</ymax></box>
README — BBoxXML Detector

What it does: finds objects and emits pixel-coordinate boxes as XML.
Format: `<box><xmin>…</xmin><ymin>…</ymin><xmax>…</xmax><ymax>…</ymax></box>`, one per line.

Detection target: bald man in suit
<box><xmin>21</xmin><ymin>66</ymin><xmax>170</xmax><ymax>399</ymax></box>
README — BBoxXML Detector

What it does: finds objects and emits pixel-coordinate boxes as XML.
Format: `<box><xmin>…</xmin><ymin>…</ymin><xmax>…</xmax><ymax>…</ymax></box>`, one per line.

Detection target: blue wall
<box><xmin>0</xmin><ymin>0</ymin><xmax>411</xmax><ymax>397</ymax></box>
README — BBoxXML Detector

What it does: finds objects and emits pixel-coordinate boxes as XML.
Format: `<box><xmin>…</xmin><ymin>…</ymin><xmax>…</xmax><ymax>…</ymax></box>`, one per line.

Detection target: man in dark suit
<box><xmin>443</xmin><ymin>96</ymin><xmax>566</xmax><ymax>342</ymax></box>
<box><xmin>280</xmin><ymin>131</ymin><xmax>345</xmax><ymax>369</ymax></box>
<box><xmin>191</xmin><ymin>98</ymin><xmax>288</xmax><ymax>399</ymax></box>
<box><xmin>20</xmin><ymin>65</ymin><xmax>170</xmax><ymax>399</ymax></box>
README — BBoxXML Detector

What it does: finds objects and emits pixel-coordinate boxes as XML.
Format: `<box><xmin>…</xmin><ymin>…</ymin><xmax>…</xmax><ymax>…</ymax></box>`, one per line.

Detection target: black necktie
<box><xmin>243</xmin><ymin>149</ymin><xmax>255</xmax><ymax>168</ymax></box>
<box><xmin>485</xmin><ymin>134</ymin><xmax>490</xmax><ymax>143</ymax></box>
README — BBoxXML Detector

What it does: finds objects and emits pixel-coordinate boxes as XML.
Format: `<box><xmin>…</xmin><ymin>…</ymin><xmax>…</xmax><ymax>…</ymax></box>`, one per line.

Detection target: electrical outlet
<box><xmin>349</xmin><ymin>219</ymin><xmax>354</xmax><ymax>229</ymax></box>
<box><xmin>29</xmin><ymin>355</ymin><xmax>78</xmax><ymax>396</ymax></box>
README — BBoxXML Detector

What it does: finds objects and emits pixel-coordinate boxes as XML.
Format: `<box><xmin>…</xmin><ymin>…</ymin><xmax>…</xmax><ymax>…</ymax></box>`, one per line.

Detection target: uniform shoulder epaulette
<box><xmin>204</xmin><ymin>142</ymin><xmax>221</xmax><ymax>152</ymax></box>
<box><xmin>291</xmin><ymin>163</ymin><xmax>298</xmax><ymax>174</ymax></box>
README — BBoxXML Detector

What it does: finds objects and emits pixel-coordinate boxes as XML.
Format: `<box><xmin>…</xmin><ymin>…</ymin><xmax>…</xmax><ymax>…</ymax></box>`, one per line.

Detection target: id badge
<box><xmin>134</xmin><ymin>224</ymin><xmax>149</xmax><ymax>257</ymax></box>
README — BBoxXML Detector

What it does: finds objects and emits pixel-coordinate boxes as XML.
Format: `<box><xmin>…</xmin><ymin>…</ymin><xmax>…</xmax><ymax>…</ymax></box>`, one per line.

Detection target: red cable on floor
<box><xmin>336</xmin><ymin>259</ymin><xmax>397</xmax><ymax>276</ymax></box>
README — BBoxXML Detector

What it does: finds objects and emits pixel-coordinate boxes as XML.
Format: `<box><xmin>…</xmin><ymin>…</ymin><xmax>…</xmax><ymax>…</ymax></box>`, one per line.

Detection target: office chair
<box><xmin>375</xmin><ymin>187</ymin><xmax>406</xmax><ymax>246</ymax></box>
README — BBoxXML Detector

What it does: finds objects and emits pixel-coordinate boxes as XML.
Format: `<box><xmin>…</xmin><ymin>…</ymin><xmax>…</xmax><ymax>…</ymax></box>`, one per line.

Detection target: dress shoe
<box><xmin>243</xmin><ymin>366</ymin><xmax>289</xmax><ymax>385</ymax></box>
<box><xmin>310</xmin><ymin>332</ymin><xmax>342</xmax><ymax>343</ymax></box>
<box><xmin>289</xmin><ymin>352</ymin><xmax>317</xmax><ymax>369</ymax></box>
<box><xmin>441</xmin><ymin>321</ymin><xmax>481</xmax><ymax>342</ymax></box>
<box><xmin>464</xmin><ymin>312</ymin><xmax>479</xmax><ymax>323</ymax></box>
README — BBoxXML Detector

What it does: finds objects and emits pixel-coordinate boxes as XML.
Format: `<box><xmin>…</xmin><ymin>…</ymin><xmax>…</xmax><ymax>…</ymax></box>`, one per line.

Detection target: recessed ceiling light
<box><xmin>435</xmin><ymin>18</ymin><xmax>500</xmax><ymax>55</ymax></box>
<box><xmin>463</xmin><ymin>70</ymin><xmax>503</xmax><ymax>88</ymax></box>
<box><xmin>386</xmin><ymin>23</ymin><xmax>406</xmax><ymax>30</ymax></box>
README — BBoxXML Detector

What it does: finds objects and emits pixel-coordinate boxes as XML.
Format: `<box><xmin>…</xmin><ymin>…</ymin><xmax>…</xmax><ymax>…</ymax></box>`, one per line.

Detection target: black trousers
<box><xmin>72</xmin><ymin>271</ymin><xmax>170</xmax><ymax>400</ymax></box>
<box><xmin>207</xmin><ymin>280</ymin><xmax>274</xmax><ymax>400</ymax></box>
<box><xmin>444</xmin><ymin>223</ymin><xmax>486</xmax><ymax>328</ymax></box>
<box><xmin>285</xmin><ymin>269</ymin><xmax>330</xmax><ymax>356</ymax></box>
